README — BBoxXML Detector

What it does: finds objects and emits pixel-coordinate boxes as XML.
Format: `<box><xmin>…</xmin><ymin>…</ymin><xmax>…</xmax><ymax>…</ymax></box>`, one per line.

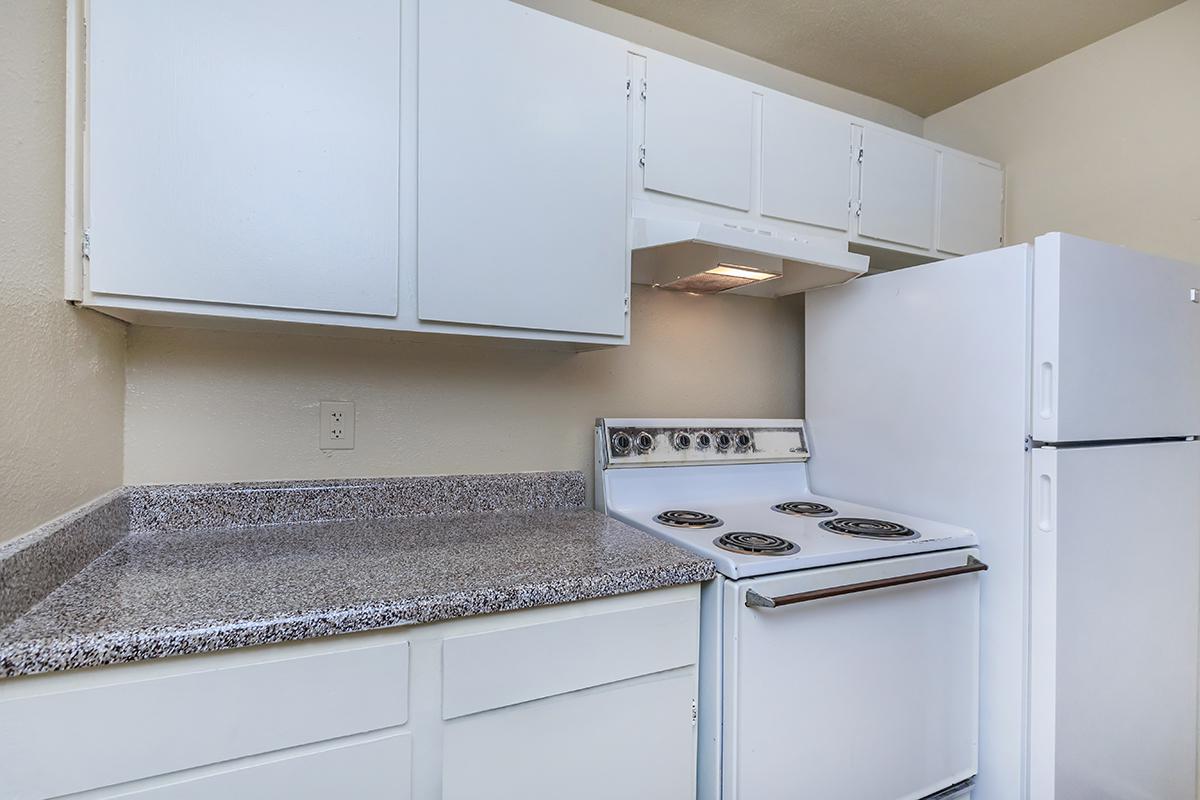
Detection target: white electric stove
<box><xmin>596</xmin><ymin>419</ymin><xmax>983</xmax><ymax>800</ymax></box>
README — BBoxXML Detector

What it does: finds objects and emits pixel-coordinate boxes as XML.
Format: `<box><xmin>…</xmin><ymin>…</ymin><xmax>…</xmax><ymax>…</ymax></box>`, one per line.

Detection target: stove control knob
<box><xmin>694</xmin><ymin>431</ymin><xmax>713</xmax><ymax>450</ymax></box>
<box><xmin>671</xmin><ymin>431</ymin><xmax>693</xmax><ymax>451</ymax></box>
<box><xmin>634</xmin><ymin>431</ymin><xmax>655</xmax><ymax>453</ymax></box>
<box><xmin>611</xmin><ymin>431</ymin><xmax>633</xmax><ymax>456</ymax></box>
<box><xmin>715</xmin><ymin>431</ymin><xmax>733</xmax><ymax>451</ymax></box>
<box><xmin>735</xmin><ymin>431</ymin><xmax>753</xmax><ymax>451</ymax></box>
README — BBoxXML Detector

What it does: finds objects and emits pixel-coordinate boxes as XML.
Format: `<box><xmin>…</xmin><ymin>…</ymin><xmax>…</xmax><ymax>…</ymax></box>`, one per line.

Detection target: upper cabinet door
<box><xmin>857</xmin><ymin>127</ymin><xmax>937</xmax><ymax>250</ymax></box>
<box><xmin>642</xmin><ymin>55</ymin><xmax>754</xmax><ymax>211</ymax></box>
<box><xmin>760</xmin><ymin>96</ymin><xmax>852</xmax><ymax>231</ymax></box>
<box><xmin>417</xmin><ymin>0</ymin><xmax>629</xmax><ymax>337</ymax></box>
<box><xmin>938</xmin><ymin>154</ymin><xmax>1004</xmax><ymax>255</ymax></box>
<box><xmin>87</xmin><ymin>0</ymin><xmax>401</xmax><ymax>316</ymax></box>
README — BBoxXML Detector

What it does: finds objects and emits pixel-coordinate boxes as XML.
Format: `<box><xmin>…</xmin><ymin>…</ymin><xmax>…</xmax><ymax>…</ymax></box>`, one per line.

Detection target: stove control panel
<box><xmin>597</xmin><ymin>419</ymin><xmax>809</xmax><ymax>467</ymax></box>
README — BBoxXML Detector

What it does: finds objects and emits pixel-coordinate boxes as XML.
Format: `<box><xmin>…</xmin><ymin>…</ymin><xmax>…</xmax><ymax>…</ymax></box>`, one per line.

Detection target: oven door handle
<box><xmin>744</xmin><ymin>555</ymin><xmax>987</xmax><ymax>608</ymax></box>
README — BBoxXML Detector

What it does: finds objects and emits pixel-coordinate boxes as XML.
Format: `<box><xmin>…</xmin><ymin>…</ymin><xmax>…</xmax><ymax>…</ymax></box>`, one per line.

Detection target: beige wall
<box><xmin>124</xmin><ymin>289</ymin><xmax>803</xmax><ymax>486</ymax></box>
<box><xmin>0</xmin><ymin>0</ymin><xmax>126</xmax><ymax>544</ymax></box>
<box><xmin>925</xmin><ymin>0</ymin><xmax>1200</xmax><ymax>263</ymax></box>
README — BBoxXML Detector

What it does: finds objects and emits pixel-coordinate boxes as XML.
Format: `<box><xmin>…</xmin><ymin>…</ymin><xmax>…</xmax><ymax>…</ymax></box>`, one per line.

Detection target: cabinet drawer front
<box><xmin>98</xmin><ymin>731</ymin><xmax>411</xmax><ymax>800</ymax></box>
<box><xmin>443</xmin><ymin>670</ymin><xmax>696</xmax><ymax>800</ymax></box>
<box><xmin>1</xmin><ymin>641</ymin><xmax>408</xmax><ymax>799</ymax></box>
<box><xmin>442</xmin><ymin>599</ymin><xmax>697</xmax><ymax>719</ymax></box>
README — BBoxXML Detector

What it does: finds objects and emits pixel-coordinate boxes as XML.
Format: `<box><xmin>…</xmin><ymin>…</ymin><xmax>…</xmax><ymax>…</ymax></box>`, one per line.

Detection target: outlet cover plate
<box><xmin>319</xmin><ymin>401</ymin><xmax>355</xmax><ymax>450</ymax></box>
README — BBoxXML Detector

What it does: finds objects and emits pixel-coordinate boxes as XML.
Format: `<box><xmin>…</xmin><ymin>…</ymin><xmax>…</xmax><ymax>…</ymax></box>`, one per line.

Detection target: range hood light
<box><xmin>707</xmin><ymin>264</ymin><xmax>779</xmax><ymax>281</ymax></box>
<box><xmin>657</xmin><ymin>263</ymin><xmax>781</xmax><ymax>294</ymax></box>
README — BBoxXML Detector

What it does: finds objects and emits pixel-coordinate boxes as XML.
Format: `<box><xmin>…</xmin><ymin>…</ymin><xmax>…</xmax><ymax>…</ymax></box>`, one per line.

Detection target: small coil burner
<box><xmin>820</xmin><ymin>518</ymin><xmax>919</xmax><ymax>540</ymax></box>
<box><xmin>655</xmin><ymin>510</ymin><xmax>723</xmax><ymax>529</ymax></box>
<box><xmin>714</xmin><ymin>532</ymin><xmax>799</xmax><ymax>556</ymax></box>
<box><xmin>772</xmin><ymin>501</ymin><xmax>837</xmax><ymax>517</ymax></box>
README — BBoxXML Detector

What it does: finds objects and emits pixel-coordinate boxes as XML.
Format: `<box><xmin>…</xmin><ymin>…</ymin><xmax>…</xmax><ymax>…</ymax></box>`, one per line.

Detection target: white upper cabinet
<box><xmin>938</xmin><ymin>153</ymin><xmax>1005</xmax><ymax>255</ymax></box>
<box><xmin>416</xmin><ymin>0</ymin><xmax>630</xmax><ymax>337</ymax></box>
<box><xmin>761</xmin><ymin>95</ymin><xmax>852</xmax><ymax>231</ymax></box>
<box><xmin>856</xmin><ymin>126</ymin><xmax>938</xmax><ymax>251</ymax></box>
<box><xmin>86</xmin><ymin>0</ymin><xmax>402</xmax><ymax>316</ymax></box>
<box><xmin>642</xmin><ymin>54</ymin><xmax>754</xmax><ymax>211</ymax></box>
<box><xmin>72</xmin><ymin>1</ymin><xmax>1003</xmax><ymax>343</ymax></box>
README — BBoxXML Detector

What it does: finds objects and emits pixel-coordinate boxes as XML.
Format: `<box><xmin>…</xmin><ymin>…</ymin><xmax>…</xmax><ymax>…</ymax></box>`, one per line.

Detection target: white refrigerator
<box><xmin>805</xmin><ymin>233</ymin><xmax>1200</xmax><ymax>800</ymax></box>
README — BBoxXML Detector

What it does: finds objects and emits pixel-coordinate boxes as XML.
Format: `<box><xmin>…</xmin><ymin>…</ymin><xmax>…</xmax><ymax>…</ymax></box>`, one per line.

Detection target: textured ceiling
<box><xmin>593</xmin><ymin>0</ymin><xmax>1183</xmax><ymax>115</ymax></box>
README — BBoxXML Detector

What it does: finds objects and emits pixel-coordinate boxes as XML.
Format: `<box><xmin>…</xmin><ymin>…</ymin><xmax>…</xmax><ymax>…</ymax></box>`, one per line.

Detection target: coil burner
<box><xmin>713</xmin><ymin>532</ymin><xmax>799</xmax><ymax>556</ymax></box>
<box><xmin>772</xmin><ymin>501</ymin><xmax>837</xmax><ymax>517</ymax></box>
<box><xmin>819</xmin><ymin>518</ymin><xmax>919</xmax><ymax>540</ymax></box>
<box><xmin>655</xmin><ymin>510</ymin><xmax>723</xmax><ymax>530</ymax></box>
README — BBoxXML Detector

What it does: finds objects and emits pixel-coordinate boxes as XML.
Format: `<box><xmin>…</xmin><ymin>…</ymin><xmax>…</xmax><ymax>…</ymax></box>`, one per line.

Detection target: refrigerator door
<box><xmin>1029</xmin><ymin>441</ymin><xmax>1200</xmax><ymax>799</ymax></box>
<box><xmin>1032</xmin><ymin>233</ymin><xmax>1200</xmax><ymax>443</ymax></box>
<box><xmin>806</xmin><ymin>244</ymin><xmax>1030</xmax><ymax>800</ymax></box>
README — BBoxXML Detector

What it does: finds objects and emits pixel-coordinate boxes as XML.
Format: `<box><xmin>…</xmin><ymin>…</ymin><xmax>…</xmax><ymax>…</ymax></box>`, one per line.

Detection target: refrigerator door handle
<box><xmin>1038</xmin><ymin>361</ymin><xmax>1056</xmax><ymax>421</ymax></box>
<box><xmin>1037</xmin><ymin>472</ymin><xmax>1055</xmax><ymax>532</ymax></box>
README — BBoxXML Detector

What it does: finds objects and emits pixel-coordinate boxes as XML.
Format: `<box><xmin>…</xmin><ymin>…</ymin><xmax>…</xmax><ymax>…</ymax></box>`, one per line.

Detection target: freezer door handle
<box><xmin>744</xmin><ymin>556</ymin><xmax>988</xmax><ymax>608</ymax></box>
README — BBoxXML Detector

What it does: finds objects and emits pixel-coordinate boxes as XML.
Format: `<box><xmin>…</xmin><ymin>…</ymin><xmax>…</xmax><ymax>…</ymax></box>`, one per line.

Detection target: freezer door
<box><xmin>1032</xmin><ymin>233</ymin><xmax>1200</xmax><ymax>442</ymax></box>
<box><xmin>1029</xmin><ymin>441</ymin><xmax>1200</xmax><ymax>799</ymax></box>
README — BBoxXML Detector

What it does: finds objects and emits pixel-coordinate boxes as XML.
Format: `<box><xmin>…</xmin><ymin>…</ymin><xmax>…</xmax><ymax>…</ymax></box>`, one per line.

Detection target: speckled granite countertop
<box><xmin>0</xmin><ymin>474</ymin><xmax>714</xmax><ymax>679</ymax></box>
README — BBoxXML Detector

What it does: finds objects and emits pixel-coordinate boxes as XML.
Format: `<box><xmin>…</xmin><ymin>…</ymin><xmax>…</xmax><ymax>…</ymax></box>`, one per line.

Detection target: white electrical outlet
<box><xmin>319</xmin><ymin>401</ymin><xmax>355</xmax><ymax>450</ymax></box>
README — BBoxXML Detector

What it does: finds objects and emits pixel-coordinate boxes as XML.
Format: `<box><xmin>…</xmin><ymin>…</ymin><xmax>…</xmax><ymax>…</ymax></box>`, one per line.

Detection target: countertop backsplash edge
<box><xmin>0</xmin><ymin>489</ymin><xmax>130</xmax><ymax>628</ymax></box>
<box><xmin>125</xmin><ymin>470</ymin><xmax>589</xmax><ymax>532</ymax></box>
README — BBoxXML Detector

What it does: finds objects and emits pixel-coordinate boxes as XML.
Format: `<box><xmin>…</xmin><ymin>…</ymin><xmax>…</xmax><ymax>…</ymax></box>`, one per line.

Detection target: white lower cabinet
<box><xmin>0</xmin><ymin>585</ymin><xmax>699</xmax><ymax>800</ymax></box>
<box><xmin>443</xmin><ymin>671</ymin><xmax>697</xmax><ymax>800</ymax></box>
<box><xmin>102</xmin><ymin>732</ymin><xmax>413</xmax><ymax>800</ymax></box>
<box><xmin>440</xmin><ymin>598</ymin><xmax>699</xmax><ymax>799</ymax></box>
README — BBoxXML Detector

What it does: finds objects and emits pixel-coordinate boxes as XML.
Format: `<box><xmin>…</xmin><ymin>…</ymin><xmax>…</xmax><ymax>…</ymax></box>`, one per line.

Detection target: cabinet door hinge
<box><xmin>857</xmin><ymin>147</ymin><xmax>864</xmax><ymax>164</ymax></box>
<box><xmin>624</xmin><ymin>294</ymin><xmax>631</xmax><ymax>312</ymax></box>
<box><xmin>81</xmin><ymin>229</ymin><xmax>91</xmax><ymax>258</ymax></box>
<box><xmin>640</xmin><ymin>78</ymin><xmax>647</xmax><ymax>100</ymax></box>
<box><xmin>638</xmin><ymin>145</ymin><xmax>646</xmax><ymax>168</ymax></box>
<box><xmin>691</xmin><ymin>699</ymin><xmax>698</xmax><ymax>725</ymax></box>
<box><xmin>855</xmin><ymin>203</ymin><xmax>862</xmax><ymax>217</ymax></box>
<box><xmin>625</xmin><ymin>77</ymin><xmax>631</xmax><ymax>98</ymax></box>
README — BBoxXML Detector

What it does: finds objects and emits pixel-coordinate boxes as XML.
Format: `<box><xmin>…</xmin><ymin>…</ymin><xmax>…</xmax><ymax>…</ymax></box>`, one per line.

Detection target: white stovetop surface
<box><xmin>602</xmin><ymin>462</ymin><xmax>977</xmax><ymax>580</ymax></box>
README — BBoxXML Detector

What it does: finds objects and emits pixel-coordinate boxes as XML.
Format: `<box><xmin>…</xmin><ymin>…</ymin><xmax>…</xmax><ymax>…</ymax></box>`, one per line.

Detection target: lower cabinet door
<box><xmin>99</xmin><ymin>732</ymin><xmax>411</xmax><ymax>800</ymax></box>
<box><xmin>442</xmin><ymin>669</ymin><xmax>697</xmax><ymax>800</ymax></box>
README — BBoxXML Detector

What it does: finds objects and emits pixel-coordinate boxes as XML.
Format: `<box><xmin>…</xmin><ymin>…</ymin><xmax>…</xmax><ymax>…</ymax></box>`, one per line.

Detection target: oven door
<box><xmin>722</xmin><ymin>548</ymin><xmax>981</xmax><ymax>800</ymax></box>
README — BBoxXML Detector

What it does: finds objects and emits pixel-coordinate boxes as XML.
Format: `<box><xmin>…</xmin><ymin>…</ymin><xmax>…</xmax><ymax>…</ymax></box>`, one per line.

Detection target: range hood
<box><xmin>631</xmin><ymin>217</ymin><xmax>869</xmax><ymax>297</ymax></box>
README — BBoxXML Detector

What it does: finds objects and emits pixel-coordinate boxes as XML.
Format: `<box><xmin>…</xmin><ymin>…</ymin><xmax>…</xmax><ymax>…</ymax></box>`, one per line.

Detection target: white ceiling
<box><xmin>593</xmin><ymin>0</ymin><xmax>1183</xmax><ymax>115</ymax></box>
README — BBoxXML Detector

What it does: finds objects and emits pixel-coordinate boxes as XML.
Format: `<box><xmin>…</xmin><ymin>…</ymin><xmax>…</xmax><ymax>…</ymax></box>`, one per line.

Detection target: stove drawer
<box><xmin>723</xmin><ymin>548</ymin><xmax>981</xmax><ymax>800</ymax></box>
